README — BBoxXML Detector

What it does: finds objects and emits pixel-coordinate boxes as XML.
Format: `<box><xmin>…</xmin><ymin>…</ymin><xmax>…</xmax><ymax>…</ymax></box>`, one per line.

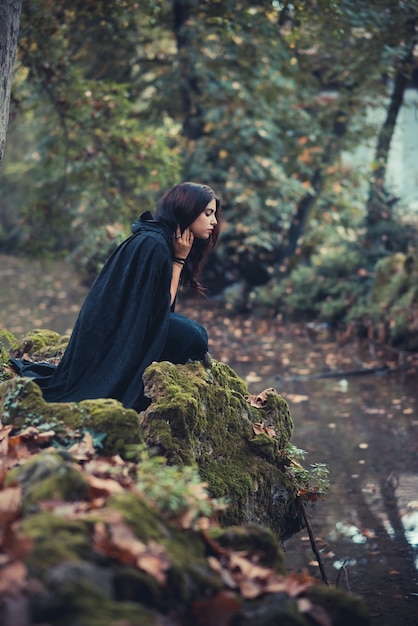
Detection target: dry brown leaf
<box><xmin>38</xmin><ymin>500</ymin><xmax>92</xmax><ymax>518</ymax></box>
<box><xmin>136</xmin><ymin>541</ymin><xmax>170</xmax><ymax>585</ymax></box>
<box><xmin>93</xmin><ymin>520</ymin><xmax>169</xmax><ymax>584</ymax></box>
<box><xmin>16</xmin><ymin>426</ymin><xmax>39</xmax><ymax>440</ymax></box>
<box><xmin>192</xmin><ymin>590</ymin><xmax>242</xmax><ymax>626</ymax></box>
<box><xmin>0</xmin><ymin>428</ymin><xmax>11</xmax><ymax>456</ymax></box>
<box><xmin>246</xmin><ymin>387</ymin><xmax>277</xmax><ymax>408</ymax></box>
<box><xmin>267</xmin><ymin>572</ymin><xmax>315</xmax><ymax>598</ymax></box>
<box><xmin>0</xmin><ymin>486</ymin><xmax>22</xmax><ymax>528</ymax></box>
<box><xmin>208</xmin><ymin>550</ymin><xmax>316</xmax><ymax>601</ymax></box>
<box><xmin>229</xmin><ymin>552</ymin><xmax>271</xmax><ymax>582</ymax></box>
<box><xmin>207</xmin><ymin>556</ymin><xmax>223</xmax><ymax>574</ymax></box>
<box><xmin>252</xmin><ymin>422</ymin><xmax>277</xmax><ymax>438</ymax></box>
<box><xmin>0</xmin><ymin>561</ymin><xmax>27</xmax><ymax>595</ymax></box>
<box><xmin>34</xmin><ymin>430</ymin><xmax>56</xmax><ymax>444</ymax></box>
<box><xmin>68</xmin><ymin>431</ymin><xmax>95</xmax><ymax>461</ymax></box>
<box><xmin>1</xmin><ymin>524</ymin><xmax>33</xmax><ymax>562</ymax></box>
<box><xmin>87</xmin><ymin>474</ymin><xmax>124</xmax><ymax>498</ymax></box>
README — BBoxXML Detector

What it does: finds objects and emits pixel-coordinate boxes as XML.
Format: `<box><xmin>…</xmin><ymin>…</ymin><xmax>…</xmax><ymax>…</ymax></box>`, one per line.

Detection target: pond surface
<box><xmin>1</xmin><ymin>254</ymin><xmax>417</xmax><ymax>625</ymax></box>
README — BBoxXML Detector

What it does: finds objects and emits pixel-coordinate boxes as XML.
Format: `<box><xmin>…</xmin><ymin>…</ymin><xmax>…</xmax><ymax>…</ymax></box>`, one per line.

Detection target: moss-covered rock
<box><xmin>141</xmin><ymin>360</ymin><xmax>301</xmax><ymax>538</ymax></box>
<box><xmin>1</xmin><ymin>338</ymin><xmax>299</xmax><ymax>538</ymax></box>
<box><xmin>0</xmin><ymin>329</ymin><xmax>20</xmax><ymax>382</ymax></box>
<box><xmin>0</xmin><ymin>377</ymin><xmax>142</xmax><ymax>456</ymax></box>
<box><xmin>10</xmin><ymin>459</ymin><xmax>369</xmax><ymax>626</ymax></box>
<box><xmin>11</xmin><ymin>328</ymin><xmax>70</xmax><ymax>359</ymax></box>
<box><xmin>9</xmin><ymin>451</ymin><xmax>89</xmax><ymax>512</ymax></box>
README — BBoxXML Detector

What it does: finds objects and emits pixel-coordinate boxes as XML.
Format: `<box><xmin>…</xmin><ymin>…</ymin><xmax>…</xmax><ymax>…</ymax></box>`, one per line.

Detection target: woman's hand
<box><xmin>173</xmin><ymin>225</ymin><xmax>194</xmax><ymax>260</ymax></box>
<box><xmin>170</xmin><ymin>226</ymin><xmax>193</xmax><ymax>305</ymax></box>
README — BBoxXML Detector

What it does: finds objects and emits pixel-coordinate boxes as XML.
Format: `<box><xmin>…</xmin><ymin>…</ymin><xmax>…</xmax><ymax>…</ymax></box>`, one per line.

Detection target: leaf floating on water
<box><xmin>283</xmin><ymin>393</ymin><xmax>309</xmax><ymax>403</ymax></box>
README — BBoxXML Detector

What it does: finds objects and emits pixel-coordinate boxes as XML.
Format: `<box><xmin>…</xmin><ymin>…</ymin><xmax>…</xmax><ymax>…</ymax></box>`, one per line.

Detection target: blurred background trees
<box><xmin>1</xmin><ymin>0</ymin><xmax>418</xmax><ymax>347</ymax></box>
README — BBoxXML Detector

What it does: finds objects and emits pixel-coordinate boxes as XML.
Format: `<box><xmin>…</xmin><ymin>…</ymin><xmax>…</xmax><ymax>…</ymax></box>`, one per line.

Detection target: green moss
<box><xmin>113</xmin><ymin>566</ymin><xmax>162</xmax><ymax>607</ymax></box>
<box><xmin>111</xmin><ymin>491</ymin><xmax>222</xmax><ymax>603</ymax></box>
<box><xmin>248</xmin><ymin>432</ymin><xmax>280</xmax><ymax>462</ymax></box>
<box><xmin>0</xmin><ymin>330</ymin><xmax>20</xmax><ymax>382</ymax></box>
<box><xmin>110</xmin><ymin>492</ymin><xmax>168</xmax><ymax>544</ymax></box>
<box><xmin>14</xmin><ymin>328</ymin><xmax>70</xmax><ymax>358</ymax></box>
<box><xmin>207</xmin><ymin>524</ymin><xmax>286</xmax><ymax>573</ymax></box>
<box><xmin>9</xmin><ymin>451</ymin><xmax>89</xmax><ymax>511</ymax></box>
<box><xmin>306</xmin><ymin>585</ymin><xmax>371</xmax><ymax>626</ymax></box>
<box><xmin>0</xmin><ymin>377</ymin><xmax>142</xmax><ymax>456</ymax></box>
<box><xmin>20</xmin><ymin>511</ymin><xmax>93</xmax><ymax>574</ymax></box>
<box><xmin>33</xmin><ymin>578</ymin><xmax>160</xmax><ymax>626</ymax></box>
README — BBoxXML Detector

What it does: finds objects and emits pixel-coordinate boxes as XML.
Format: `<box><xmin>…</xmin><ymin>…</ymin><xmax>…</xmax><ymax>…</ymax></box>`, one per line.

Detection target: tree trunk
<box><xmin>365</xmin><ymin>26</ymin><xmax>418</xmax><ymax>234</ymax></box>
<box><xmin>0</xmin><ymin>0</ymin><xmax>23</xmax><ymax>168</ymax></box>
<box><xmin>173</xmin><ymin>0</ymin><xmax>204</xmax><ymax>140</ymax></box>
<box><xmin>279</xmin><ymin>111</ymin><xmax>347</xmax><ymax>271</ymax></box>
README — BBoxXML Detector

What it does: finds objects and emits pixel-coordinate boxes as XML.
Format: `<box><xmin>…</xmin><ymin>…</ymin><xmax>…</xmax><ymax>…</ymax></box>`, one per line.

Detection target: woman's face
<box><xmin>189</xmin><ymin>198</ymin><xmax>218</xmax><ymax>239</ymax></box>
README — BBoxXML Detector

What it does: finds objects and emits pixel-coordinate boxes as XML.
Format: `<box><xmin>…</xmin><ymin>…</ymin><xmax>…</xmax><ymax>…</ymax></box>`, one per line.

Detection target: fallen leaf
<box><xmin>16</xmin><ymin>426</ymin><xmax>39</xmax><ymax>440</ymax></box>
<box><xmin>246</xmin><ymin>388</ymin><xmax>277</xmax><ymax>408</ymax></box>
<box><xmin>252</xmin><ymin>422</ymin><xmax>276</xmax><ymax>438</ymax></box>
<box><xmin>192</xmin><ymin>590</ymin><xmax>242</xmax><ymax>626</ymax></box>
<box><xmin>0</xmin><ymin>560</ymin><xmax>28</xmax><ymax>594</ymax></box>
<box><xmin>1</xmin><ymin>524</ymin><xmax>33</xmax><ymax>561</ymax></box>
<box><xmin>68</xmin><ymin>431</ymin><xmax>95</xmax><ymax>461</ymax></box>
<box><xmin>282</xmin><ymin>394</ymin><xmax>309</xmax><ymax>403</ymax></box>
<box><xmin>93</xmin><ymin>520</ymin><xmax>169</xmax><ymax>584</ymax></box>
<box><xmin>136</xmin><ymin>541</ymin><xmax>170</xmax><ymax>585</ymax></box>
<box><xmin>87</xmin><ymin>474</ymin><xmax>124</xmax><ymax>498</ymax></box>
<box><xmin>34</xmin><ymin>430</ymin><xmax>56</xmax><ymax>444</ymax></box>
<box><xmin>0</xmin><ymin>486</ymin><xmax>22</xmax><ymax>528</ymax></box>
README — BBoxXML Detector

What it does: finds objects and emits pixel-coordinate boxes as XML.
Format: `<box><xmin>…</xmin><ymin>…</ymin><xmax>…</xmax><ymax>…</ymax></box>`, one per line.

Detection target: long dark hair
<box><xmin>156</xmin><ymin>182</ymin><xmax>221</xmax><ymax>294</ymax></box>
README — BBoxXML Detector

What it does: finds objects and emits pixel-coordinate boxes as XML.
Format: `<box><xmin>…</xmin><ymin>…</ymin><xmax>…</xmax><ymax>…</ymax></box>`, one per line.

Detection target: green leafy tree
<box><xmin>2</xmin><ymin>0</ymin><xmax>418</xmax><ymax>336</ymax></box>
<box><xmin>1</xmin><ymin>0</ymin><xmax>181</xmax><ymax>258</ymax></box>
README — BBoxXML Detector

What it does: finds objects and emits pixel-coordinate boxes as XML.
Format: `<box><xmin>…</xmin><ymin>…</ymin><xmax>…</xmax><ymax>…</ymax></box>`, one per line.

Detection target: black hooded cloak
<box><xmin>11</xmin><ymin>213</ymin><xmax>175</xmax><ymax>409</ymax></box>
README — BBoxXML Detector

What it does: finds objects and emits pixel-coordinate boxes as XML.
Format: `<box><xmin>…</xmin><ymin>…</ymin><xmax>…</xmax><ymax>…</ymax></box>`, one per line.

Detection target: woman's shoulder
<box><xmin>131</xmin><ymin>211</ymin><xmax>155</xmax><ymax>233</ymax></box>
<box><xmin>131</xmin><ymin>212</ymin><xmax>173</xmax><ymax>248</ymax></box>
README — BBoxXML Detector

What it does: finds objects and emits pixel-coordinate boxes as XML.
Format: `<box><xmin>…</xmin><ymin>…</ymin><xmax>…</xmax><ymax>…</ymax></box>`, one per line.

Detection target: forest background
<box><xmin>1</xmin><ymin>0</ymin><xmax>418</xmax><ymax>351</ymax></box>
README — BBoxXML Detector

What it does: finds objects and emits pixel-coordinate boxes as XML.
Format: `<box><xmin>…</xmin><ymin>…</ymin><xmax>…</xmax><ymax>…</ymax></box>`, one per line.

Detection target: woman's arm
<box><xmin>170</xmin><ymin>226</ymin><xmax>194</xmax><ymax>305</ymax></box>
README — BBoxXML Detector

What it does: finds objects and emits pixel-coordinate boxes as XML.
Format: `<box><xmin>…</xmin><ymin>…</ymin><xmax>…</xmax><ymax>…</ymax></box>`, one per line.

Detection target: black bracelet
<box><xmin>173</xmin><ymin>257</ymin><xmax>186</xmax><ymax>265</ymax></box>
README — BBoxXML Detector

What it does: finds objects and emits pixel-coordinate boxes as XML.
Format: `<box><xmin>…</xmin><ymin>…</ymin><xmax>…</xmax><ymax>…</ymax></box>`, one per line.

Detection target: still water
<box><xmin>1</xmin><ymin>254</ymin><xmax>417</xmax><ymax>625</ymax></box>
<box><xmin>224</xmin><ymin>329</ymin><xmax>418</xmax><ymax>626</ymax></box>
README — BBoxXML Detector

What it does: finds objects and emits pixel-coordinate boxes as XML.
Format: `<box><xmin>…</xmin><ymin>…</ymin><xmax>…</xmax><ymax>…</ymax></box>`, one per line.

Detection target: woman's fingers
<box><xmin>174</xmin><ymin>227</ymin><xmax>194</xmax><ymax>258</ymax></box>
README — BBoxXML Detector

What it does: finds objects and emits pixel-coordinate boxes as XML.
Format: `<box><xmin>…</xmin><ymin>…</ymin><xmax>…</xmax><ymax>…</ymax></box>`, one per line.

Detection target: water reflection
<box><xmin>249</xmin><ymin>372</ymin><xmax>418</xmax><ymax>625</ymax></box>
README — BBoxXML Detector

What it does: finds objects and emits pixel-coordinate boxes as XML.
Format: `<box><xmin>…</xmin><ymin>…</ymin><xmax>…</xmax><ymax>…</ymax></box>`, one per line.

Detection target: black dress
<box><xmin>11</xmin><ymin>213</ymin><xmax>208</xmax><ymax>409</ymax></box>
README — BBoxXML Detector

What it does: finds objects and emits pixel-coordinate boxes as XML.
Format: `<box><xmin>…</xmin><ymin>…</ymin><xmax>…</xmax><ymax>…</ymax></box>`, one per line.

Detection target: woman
<box><xmin>12</xmin><ymin>182</ymin><xmax>220</xmax><ymax>410</ymax></box>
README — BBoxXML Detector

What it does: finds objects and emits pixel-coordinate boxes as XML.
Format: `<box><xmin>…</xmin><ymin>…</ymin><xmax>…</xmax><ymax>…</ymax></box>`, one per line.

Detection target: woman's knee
<box><xmin>161</xmin><ymin>313</ymin><xmax>208</xmax><ymax>362</ymax></box>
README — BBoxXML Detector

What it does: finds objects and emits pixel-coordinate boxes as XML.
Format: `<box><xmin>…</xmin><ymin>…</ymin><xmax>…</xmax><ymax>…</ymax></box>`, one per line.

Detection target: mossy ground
<box><xmin>0</xmin><ymin>377</ymin><xmax>142</xmax><ymax>457</ymax></box>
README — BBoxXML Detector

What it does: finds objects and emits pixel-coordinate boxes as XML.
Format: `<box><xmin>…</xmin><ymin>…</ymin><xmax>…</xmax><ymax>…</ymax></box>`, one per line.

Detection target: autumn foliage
<box><xmin>0</xmin><ymin>414</ymin><xmax>370</xmax><ymax>626</ymax></box>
